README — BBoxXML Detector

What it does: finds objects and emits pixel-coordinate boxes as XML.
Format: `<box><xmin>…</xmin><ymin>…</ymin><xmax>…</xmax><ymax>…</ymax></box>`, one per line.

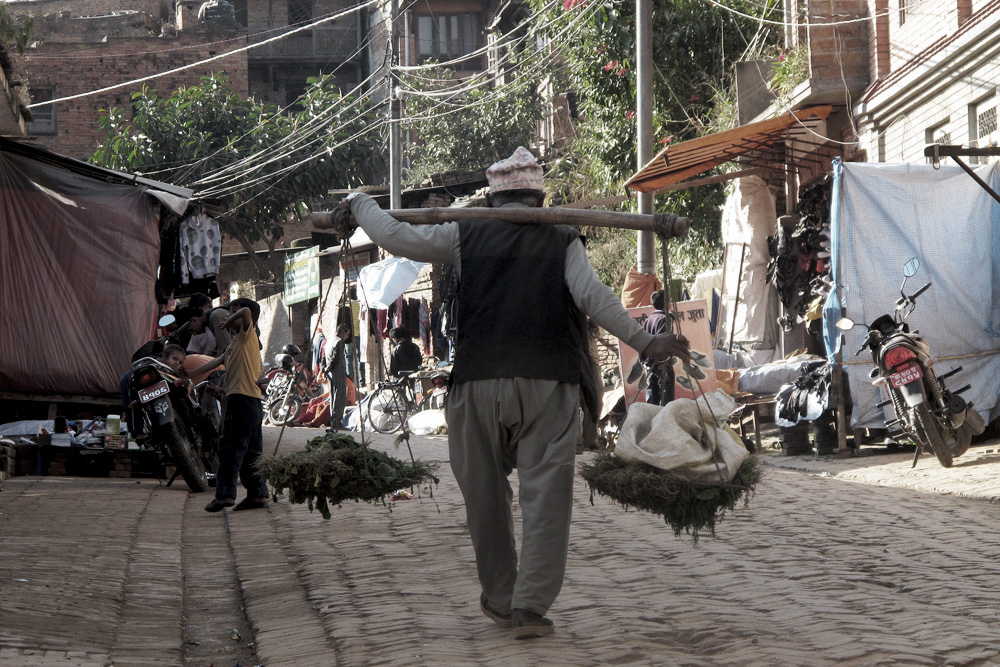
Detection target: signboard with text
<box><xmin>283</xmin><ymin>246</ymin><xmax>320</xmax><ymax>305</ymax></box>
<box><xmin>671</xmin><ymin>299</ymin><xmax>717</xmax><ymax>400</ymax></box>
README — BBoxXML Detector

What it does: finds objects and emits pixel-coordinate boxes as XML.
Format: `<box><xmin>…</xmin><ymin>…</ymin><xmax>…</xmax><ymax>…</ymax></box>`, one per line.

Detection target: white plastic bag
<box><xmin>615</xmin><ymin>391</ymin><xmax>750</xmax><ymax>484</ymax></box>
<box><xmin>357</xmin><ymin>257</ymin><xmax>428</xmax><ymax>309</ymax></box>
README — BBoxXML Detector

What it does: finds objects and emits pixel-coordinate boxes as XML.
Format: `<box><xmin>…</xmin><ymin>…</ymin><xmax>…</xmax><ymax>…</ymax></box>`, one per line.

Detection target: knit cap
<box><xmin>486</xmin><ymin>146</ymin><xmax>544</xmax><ymax>193</ymax></box>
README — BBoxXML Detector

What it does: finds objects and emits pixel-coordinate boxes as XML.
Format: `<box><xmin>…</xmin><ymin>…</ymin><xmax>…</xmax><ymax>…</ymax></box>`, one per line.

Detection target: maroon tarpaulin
<box><xmin>0</xmin><ymin>149</ymin><xmax>162</xmax><ymax>396</ymax></box>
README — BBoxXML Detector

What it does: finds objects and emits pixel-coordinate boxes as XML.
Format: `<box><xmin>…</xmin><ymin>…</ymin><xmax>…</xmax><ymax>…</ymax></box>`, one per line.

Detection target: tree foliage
<box><xmin>534</xmin><ymin>0</ymin><xmax>780</xmax><ymax>281</ymax></box>
<box><xmin>90</xmin><ymin>73</ymin><xmax>384</xmax><ymax>279</ymax></box>
<box><xmin>0</xmin><ymin>4</ymin><xmax>33</xmax><ymax>57</ymax></box>
<box><xmin>400</xmin><ymin>64</ymin><xmax>544</xmax><ymax>183</ymax></box>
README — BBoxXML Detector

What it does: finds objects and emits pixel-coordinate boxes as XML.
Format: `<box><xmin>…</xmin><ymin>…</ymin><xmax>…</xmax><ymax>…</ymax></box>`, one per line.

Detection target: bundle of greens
<box><xmin>579</xmin><ymin>454</ymin><xmax>762</xmax><ymax>543</ymax></box>
<box><xmin>256</xmin><ymin>432</ymin><xmax>439</xmax><ymax>519</ymax></box>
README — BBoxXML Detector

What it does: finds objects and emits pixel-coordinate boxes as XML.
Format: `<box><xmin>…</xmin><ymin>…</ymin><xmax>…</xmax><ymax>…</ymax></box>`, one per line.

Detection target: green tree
<box><xmin>90</xmin><ymin>73</ymin><xmax>384</xmax><ymax>279</ymax></box>
<box><xmin>0</xmin><ymin>4</ymin><xmax>33</xmax><ymax>56</ymax></box>
<box><xmin>534</xmin><ymin>0</ymin><xmax>780</xmax><ymax>282</ymax></box>
<box><xmin>400</xmin><ymin>64</ymin><xmax>544</xmax><ymax>183</ymax></box>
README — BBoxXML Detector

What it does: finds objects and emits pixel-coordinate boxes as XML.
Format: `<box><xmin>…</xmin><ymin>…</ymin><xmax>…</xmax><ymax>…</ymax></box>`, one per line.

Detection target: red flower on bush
<box><xmin>603</xmin><ymin>59</ymin><xmax>620</xmax><ymax>72</ymax></box>
<box><xmin>660</xmin><ymin>135</ymin><xmax>674</xmax><ymax>145</ymax></box>
<box><xmin>563</xmin><ymin>0</ymin><xmax>586</xmax><ymax>10</ymax></box>
<box><xmin>625</xmin><ymin>110</ymin><xmax>636</xmax><ymax>120</ymax></box>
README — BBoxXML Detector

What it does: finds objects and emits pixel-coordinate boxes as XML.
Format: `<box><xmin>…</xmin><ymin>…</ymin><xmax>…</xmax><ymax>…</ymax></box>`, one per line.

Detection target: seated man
<box><xmin>388</xmin><ymin>327</ymin><xmax>422</xmax><ymax>378</ymax></box>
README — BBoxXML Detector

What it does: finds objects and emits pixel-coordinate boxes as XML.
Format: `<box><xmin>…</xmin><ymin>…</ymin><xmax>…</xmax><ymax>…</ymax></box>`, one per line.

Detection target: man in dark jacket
<box><xmin>641</xmin><ymin>290</ymin><xmax>675</xmax><ymax>406</ymax></box>
<box><xmin>388</xmin><ymin>327</ymin><xmax>422</xmax><ymax>377</ymax></box>
<box><xmin>335</xmin><ymin>147</ymin><xmax>689</xmax><ymax>639</ymax></box>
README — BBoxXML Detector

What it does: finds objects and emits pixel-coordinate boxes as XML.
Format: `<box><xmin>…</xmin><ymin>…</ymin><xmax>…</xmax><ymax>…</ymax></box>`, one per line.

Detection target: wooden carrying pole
<box><xmin>307</xmin><ymin>207</ymin><xmax>689</xmax><ymax>234</ymax></box>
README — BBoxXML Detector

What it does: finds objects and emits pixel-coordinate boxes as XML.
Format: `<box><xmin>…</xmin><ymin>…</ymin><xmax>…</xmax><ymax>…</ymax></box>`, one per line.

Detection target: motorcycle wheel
<box><xmin>268</xmin><ymin>396</ymin><xmax>303</xmax><ymax>426</ymax></box>
<box><xmin>158</xmin><ymin>419</ymin><xmax>210</xmax><ymax>493</ymax></box>
<box><xmin>367</xmin><ymin>387</ymin><xmax>407</xmax><ymax>434</ymax></box>
<box><xmin>913</xmin><ymin>402</ymin><xmax>953</xmax><ymax>468</ymax></box>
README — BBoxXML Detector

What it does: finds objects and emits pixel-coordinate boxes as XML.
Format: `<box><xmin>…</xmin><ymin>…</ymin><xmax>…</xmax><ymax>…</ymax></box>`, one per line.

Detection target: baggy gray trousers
<box><xmin>446</xmin><ymin>378</ymin><xmax>580</xmax><ymax>617</ymax></box>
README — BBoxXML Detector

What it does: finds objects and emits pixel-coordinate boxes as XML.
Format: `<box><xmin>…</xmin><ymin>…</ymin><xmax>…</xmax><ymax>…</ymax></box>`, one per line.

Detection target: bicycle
<box><xmin>366</xmin><ymin>364</ymin><xmax>451</xmax><ymax>434</ymax></box>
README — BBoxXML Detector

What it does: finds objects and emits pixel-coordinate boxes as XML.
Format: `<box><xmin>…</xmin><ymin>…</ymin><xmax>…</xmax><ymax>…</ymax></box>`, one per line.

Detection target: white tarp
<box><xmin>837</xmin><ymin>162</ymin><xmax>1000</xmax><ymax>428</ymax></box>
<box><xmin>717</xmin><ymin>176</ymin><xmax>780</xmax><ymax>361</ymax></box>
<box><xmin>356</xmin><ymin>257</ymin><xmax>428</xmax><ymax>310</ymax></box>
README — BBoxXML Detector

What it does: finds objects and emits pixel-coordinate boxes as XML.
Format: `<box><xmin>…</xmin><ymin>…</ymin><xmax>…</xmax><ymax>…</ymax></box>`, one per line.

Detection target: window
<box><xmin>969</xmin><ymin>95</ymin><xmax>998</xmax><ymax>164</ymax></box>
<box><xmin>27</xmin><ymin>87</ymin><xmax>56</xmax><ymax>135</ymax></box>
<box><xmin>416</xmin><ymin>13</ymin><xmax>482</xmax><ymax>64</ymax></box>
<box><xmin>288</xmin><ymin>0</ymin><xmax>312</xmax><ymax>26</ymax></box>
<box><xmin>924</xmin><ymin>120</ymin><xmax>950</xmax><ymax>164</ymax></box>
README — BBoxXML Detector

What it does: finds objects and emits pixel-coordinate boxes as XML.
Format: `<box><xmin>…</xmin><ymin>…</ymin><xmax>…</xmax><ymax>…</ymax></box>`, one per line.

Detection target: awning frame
<box><xmin>625</xmin><ymin>105</ymin><xmax>834</xmax><ymax>193</ymax></box>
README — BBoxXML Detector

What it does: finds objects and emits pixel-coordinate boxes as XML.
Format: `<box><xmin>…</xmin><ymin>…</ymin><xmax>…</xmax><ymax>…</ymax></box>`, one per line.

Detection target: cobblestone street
<box><xmin>3</xmin><ymin>427</ymin><xmax>1000</xmax><ymax>666</ymax></box>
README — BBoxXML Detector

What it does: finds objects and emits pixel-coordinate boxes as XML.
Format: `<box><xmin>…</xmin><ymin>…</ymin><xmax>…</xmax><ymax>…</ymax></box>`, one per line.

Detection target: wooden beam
<box><xmin>557</xmin><ymin>168</ymin><xmax>774</xmax><ymax>210</ymax></box>
<box><xmin>308</xmin><ymin>206</ymin><xmax>691</xmax><ymax>234</ymax></box>
<box><xmin>650</xmin><ymin>167</ymin><xmax>773</xmax><ymax>194</ymax></box>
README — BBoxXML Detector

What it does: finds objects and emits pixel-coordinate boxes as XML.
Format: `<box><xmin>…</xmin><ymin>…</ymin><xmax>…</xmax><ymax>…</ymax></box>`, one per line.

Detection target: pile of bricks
<box><xmin>417</xmin><ymin>193</ymin><xmax>453</xmax><ymax>208</ymax></box>
<box><xmin>46</xmin><ymin>449</ymin><xmax>68</xmax><ymax>476</ymax></box>
<box><xmin>109</xmin><ymin>452</ymin><xmax>133</xmax><ymax>479</ymax></box>
<box><xmin>0</xmin><ymin>440</ymin><xmax>15</xmax><ymax>480</ymax></box>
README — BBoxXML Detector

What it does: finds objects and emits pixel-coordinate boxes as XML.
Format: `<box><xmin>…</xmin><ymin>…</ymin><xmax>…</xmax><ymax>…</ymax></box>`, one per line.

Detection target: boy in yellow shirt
<box><xmin>191</xmin><ymin>298</ymin><xmax>269</xmax><ymax>512</ymax></box>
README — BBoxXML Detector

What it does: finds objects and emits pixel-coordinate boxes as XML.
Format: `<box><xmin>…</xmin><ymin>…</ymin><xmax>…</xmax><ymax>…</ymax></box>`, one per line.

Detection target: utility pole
<box><xmin>389</xmin><ymin>0</ymin><xmax>402</xmax><ymax>209</ymax></box>
<box><xmin>635</xmin><ymin>0</ymin><xmax>655</xmax><ymax>276</ymax></box>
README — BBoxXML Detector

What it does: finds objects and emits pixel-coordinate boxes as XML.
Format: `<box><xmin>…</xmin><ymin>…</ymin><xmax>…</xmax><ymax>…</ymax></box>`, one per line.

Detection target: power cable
<box><xmin>26</xmin><ymin>0</ymin><xmax>380</xmax><ymax>109</ymax></box>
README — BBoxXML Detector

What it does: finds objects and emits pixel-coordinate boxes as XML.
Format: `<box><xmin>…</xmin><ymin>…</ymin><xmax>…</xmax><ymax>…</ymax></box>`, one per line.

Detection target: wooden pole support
<box><xmin>306</xmin><ymin>207</ymin><xmax>691</xmax><ymax>236</ymax></box>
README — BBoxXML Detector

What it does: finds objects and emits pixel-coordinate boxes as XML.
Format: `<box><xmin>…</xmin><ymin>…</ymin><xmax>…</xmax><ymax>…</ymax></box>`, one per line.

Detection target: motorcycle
<box><xmin>128</xmin><ymin>314</ymin><xmax>221</xmax><ymax>492</ymax></box>
<box><xmin>836</xmin><ymin>258</ymin><xmax>985</xmax><ymax>467</ymax></box>
<box><xmin>263</xmin><ymin>346</ymin><xmax>319</xmax><ymax>426</ymax></box>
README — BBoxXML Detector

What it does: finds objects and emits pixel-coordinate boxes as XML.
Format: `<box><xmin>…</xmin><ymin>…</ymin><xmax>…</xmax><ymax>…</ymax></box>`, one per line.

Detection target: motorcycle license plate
<box><xmin>138</xmin><ymin>380</ymin><xmax>170</xmax><ymax>404</ymax></box>
<box><xmin>889</xmin><ymin>364</ymin><xmax>923</xmax><ymax>388</ymax></box>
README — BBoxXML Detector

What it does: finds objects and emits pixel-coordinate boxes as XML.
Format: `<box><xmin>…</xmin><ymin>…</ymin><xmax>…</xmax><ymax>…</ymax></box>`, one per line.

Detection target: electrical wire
<box><xmin>26</xmin><ymin>0</ymin><xmax>380</xmax><ymax>109</ymax></box>
<box><xmin>123</xmin><ymin>2</ymin><xmax>399</xmax><ymax>184</ymax></box>
<box><xmin>700</xmin><ymin>0</ymin><xmax>949</xmax><ymax>29</ymax></box>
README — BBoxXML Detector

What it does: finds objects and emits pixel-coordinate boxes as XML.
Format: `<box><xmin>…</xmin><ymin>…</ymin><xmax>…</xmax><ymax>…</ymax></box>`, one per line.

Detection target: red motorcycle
<box><xmin>263</xmin><ymin>344</ymin><xmax>323</xmax><ymax>425</ymax></box>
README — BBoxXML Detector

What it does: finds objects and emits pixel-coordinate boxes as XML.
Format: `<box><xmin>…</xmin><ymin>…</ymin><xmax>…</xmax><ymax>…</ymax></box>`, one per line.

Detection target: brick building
<box><xmin>10</xmin><ymin>0</ymin><xmax>247</xmax><ymax>159</ymax></box>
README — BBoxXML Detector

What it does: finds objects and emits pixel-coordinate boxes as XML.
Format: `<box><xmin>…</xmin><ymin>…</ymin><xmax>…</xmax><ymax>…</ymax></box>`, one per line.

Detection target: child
<box><xmin>190</xmin><ymin>298</ymin><xmax>269</xmax><ymax>512</ymax></box>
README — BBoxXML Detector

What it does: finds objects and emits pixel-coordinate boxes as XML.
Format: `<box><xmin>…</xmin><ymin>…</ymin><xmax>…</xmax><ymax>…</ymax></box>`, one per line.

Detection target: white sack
<box><xmin>407</xmin><ymin>409</ymin><xmax>447</xmax><ymax>435</ymax></box>
<box><xmin>615</xmin><ymin>391</ymin><xmax>750</xmax><ymax>484</ymax></box>
<box><xmin>717</xmin><ymin>177</ymin><xmax>780</xmax><ymax>353</ymax></box>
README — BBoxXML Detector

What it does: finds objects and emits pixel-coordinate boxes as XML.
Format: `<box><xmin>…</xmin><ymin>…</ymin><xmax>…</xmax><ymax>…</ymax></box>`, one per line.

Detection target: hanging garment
<box><xmin>405</xmin><ymin>298</ymin><xmax>421</xmax><ymax>340</ymax></box>
<box><xmin>179</xmin><ymin>210</ymin><xmax>222</xmax><ymax>284</ymax></box>
<box><xmin>419</xmin><ymin>297</ymin><xmax>431</xmax><ymax>354</ymax></box>
<box><xmin>358</xmin><ymin>306</ymin><xmax>370</xmax><ymax>361</ymax></box>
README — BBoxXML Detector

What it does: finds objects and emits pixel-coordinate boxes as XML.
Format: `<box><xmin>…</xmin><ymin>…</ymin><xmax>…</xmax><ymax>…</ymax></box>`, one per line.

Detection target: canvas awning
<box><xmin>625</xmin><ymin>105</ymin><xmax>834</xmax><ymax>193</ymax></box>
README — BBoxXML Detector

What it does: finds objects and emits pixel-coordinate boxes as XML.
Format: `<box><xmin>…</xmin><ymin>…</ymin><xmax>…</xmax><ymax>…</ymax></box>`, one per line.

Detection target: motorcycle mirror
<box><xmin>835</xmin><ymin>317</ymin><xmax>856</xmax><ymax>331</ymax></box>
<box><xmin>903</xmin><ymin>257</ymin><xmax>920</xmax><ymax>278</ymax></box>
<box><xmin>158</xmin><ymin>314</ymin><xmax>176</xmax><ymax>329</ymax></box>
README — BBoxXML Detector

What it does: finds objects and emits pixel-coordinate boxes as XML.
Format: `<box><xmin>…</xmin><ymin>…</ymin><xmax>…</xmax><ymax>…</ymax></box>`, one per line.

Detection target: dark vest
<box><xmin>452</xmin><ymin>217</ymin><xmax>589</xmax><ymax>385</ymax></box>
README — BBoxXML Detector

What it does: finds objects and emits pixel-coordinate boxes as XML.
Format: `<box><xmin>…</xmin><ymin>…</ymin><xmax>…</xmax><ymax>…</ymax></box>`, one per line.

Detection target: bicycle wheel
<box><xmin>367</xmin><ymin>386</ymin><xmax>408</xmax><ymax>434</ymax></box>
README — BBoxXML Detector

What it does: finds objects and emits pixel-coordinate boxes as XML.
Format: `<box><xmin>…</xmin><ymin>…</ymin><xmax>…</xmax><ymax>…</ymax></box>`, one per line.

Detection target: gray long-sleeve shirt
<box><xmin>348</xmin><ymin>194</ymin><xmax>654</xmax><ymax>353</ymax></box>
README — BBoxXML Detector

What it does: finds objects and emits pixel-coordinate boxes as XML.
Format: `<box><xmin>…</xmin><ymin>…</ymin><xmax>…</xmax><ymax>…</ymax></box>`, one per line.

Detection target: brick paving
<box><xmin>3</xmin><ymin>427</ymin><xmax>1000</xmax><ymax>666</ymax></box>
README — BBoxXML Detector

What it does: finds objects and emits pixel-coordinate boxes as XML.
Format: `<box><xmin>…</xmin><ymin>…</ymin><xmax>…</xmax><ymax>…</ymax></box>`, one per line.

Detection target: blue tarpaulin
<box><xmin>828</xmin><ymin>161</ymin><xmax>1000</xmax><ymax>428</ymax></box>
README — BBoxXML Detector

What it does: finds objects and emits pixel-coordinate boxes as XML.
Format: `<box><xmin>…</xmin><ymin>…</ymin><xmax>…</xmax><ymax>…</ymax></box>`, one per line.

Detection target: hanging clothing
<box><xmin>419</xmin><ymin>297</ymin><xmax>431</xmax><ymax>354</ymax></box>
<box><xmin>179</xmin><ymin>210</ymin><xmax>222</xmax><ymax>284</ymax></box>
<box><xmin>406</xmin><ymin>298</ymin><xmax>421</xmax><ymax>340</ymax></box>
<box><xmin>358</xmin><ymin>306</ymin><xmax>370</xmax><ymax>361</ymax></box>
